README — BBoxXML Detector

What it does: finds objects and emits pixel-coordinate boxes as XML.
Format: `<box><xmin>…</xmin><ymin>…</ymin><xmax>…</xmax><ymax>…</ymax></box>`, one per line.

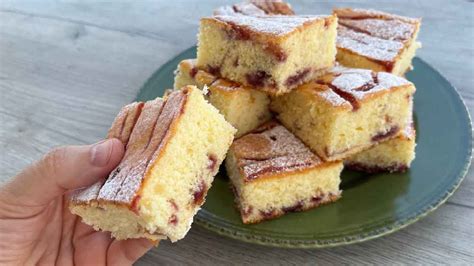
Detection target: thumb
<box><xmin>0</xmin><ymin>138</ymin><xmax>124</xmax><ymax>206</ymax></box>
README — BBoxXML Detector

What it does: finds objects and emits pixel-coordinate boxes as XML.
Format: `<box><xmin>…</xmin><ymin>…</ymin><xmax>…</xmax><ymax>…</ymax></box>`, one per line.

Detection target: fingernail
<box><xmin>90</xmin><ymin>139</ymin><xmax>113</xmax><ymax>166</ymax></box>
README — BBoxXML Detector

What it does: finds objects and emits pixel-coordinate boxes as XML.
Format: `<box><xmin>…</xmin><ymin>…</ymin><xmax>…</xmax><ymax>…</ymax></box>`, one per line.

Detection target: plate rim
<box><xmin>138</xmin><ymin>47</ymin><xmax>472</xmax><ymax>249</ymax></box>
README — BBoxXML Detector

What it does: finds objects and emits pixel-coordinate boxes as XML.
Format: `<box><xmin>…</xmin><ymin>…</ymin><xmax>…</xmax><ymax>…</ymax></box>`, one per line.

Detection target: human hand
<box><xmin>0</xmin><ymin>139</ymin><xmax>154</xmax><ymax>265</ymax></box>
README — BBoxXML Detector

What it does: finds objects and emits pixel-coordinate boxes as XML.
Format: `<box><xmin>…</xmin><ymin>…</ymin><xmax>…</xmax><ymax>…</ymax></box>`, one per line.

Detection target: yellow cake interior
<box><xmin>224</xmin><ymin>122</ymin><xmax>343</xmax><ymax>224</ymax></box>
<box><xmin>226</xmin><ymin>150</ymin><xmax>342</xmax><ymax>224</ymax></box>
<box><xmin>173</xmin><ymin>59</ymin><xmax>197</xmax><ymax>90</ymax></box>
<box><xmin>207</xmin><ymin>80</ymin><xmax>271</xmax><ymax>137</ymax></box>
<box><xmin>174</xmin><ymin>59</ymin><xmax>271</xmax><ymax>137</ymax></box>
<box><xmin>197</xmin><ymin>15</ymin><xmax>337</xmax><ymax>94</ymax></box>
<box><xmin>71</xmin><ymin>87</ymin><xmax>236</xmax><ymax>242</ymax></box>
<box><xmin>345</xmin><ymin>125</ymin><xmax>416</xmax><ymax>171</ymax></box>
<box><xmin>334</xmin><ymin>8</ymin><xmax>422</xmax><ymax>76</ymax></box>
<box><xmin>271</xmin><ymin>71</ymin><xmax>416</xmax><ymax>161</ymax></box>
<box><xmin>336</xmin><ymin>40</ymin><xmax>421</xmax><ymax>76</ymax></box>
<box><xmin>70</xmin><ymin>202</ymin><xmax>162</xmax><ymax>240</ymax></box>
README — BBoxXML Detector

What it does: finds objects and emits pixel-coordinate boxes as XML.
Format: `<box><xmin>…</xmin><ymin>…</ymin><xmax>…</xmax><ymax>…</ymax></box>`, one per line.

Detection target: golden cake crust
<box><xmin>71</xmin><ymin>90</ymin><xmax>188</xmax><ymax>208</ymax></box>
<box><xmin>201</xmin><ymin>14</ymin><xmax>335</xmax><ymax>62</ymax></box>
<box><xmin>214</xmin><ymin>0</ymin><xmax>294</xmax><ymax>16</ymax></box>
<box><xmin>178</xmin><ymin>59</ymin><xmax>259</xmax><ymax>95</ymax></box>
<box><xmin>250</xmin><ymin>0</ymin><xmax>294</xmax><ymax>15</ymax></box>
<box><xmin>71</xmin><ymin>87</ymin><xmax>236</xmax><ymax>241</ymax></box>
<box><xmin>206</xmin><ymin>14</ymin><xmax>335</xmax><ymax>41</ymax></box>
<box><xmin>314</xmin><ymin>66</ymin><xmax>414</xmax><ymax>110</ymax></box>
<box><xmin>177</xmin><ymin>59</ymin><xmax>198</xmax><ymax>78</ymax></box>
<box><xmin>198</xmin><ymin>12</ymin><xmax>337</xmax><ymax>95</ymax></box>
<box><xmin>227</xmin><ymin>121</ymin><xmax>343</xmax><ymax>224</ymax></box>
<box><xmin>195</xmin><ymin>70</ymin><xmax>218</xmax><ymax>87</ymax></box>
<box><xmin>334</xmin><ymin>8</ymin><xmax>420</xmax><ymax>23</ymax></box>
<box><xmin>231</xmin><ymin>121</ymin><xmax>338</xmax><ymax>182</ymax></box>
<box><xmin>334</xmin><ymin>8</ymin><xmax>421</xmax><ymax>73</ymax></box>
<box><xmin>174</xmin><ymin>58</ymin><xmax>272</xmax><ymax>137</ymax></box>
<box><xmin>271</xmin><ymin>66</ymin><xmax>415</xmax><ymax>161</ymax></box>
<box><xmin>107</xmin><ymin>102</ymin><xmax>144</xmax><ymax>144</ymax></box>
<box><xmin>290</xmin><ymin>82</ymin><xmax>352</xmax><ymax>111</ymax></box>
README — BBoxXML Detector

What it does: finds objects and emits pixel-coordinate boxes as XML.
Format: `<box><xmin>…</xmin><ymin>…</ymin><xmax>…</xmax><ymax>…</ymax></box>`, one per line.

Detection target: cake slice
<box><xmin>271</xmin><ymin>66</ymin><xmax>415</xmax><ymax>161</ymax></box>
<box><xmin>334</xmin><ymin>8</ymin><xmax>421</xmax><ymax>76</ymax></box>
<box><xmin>197</xmin><ymin>14</ymin><xmax>337</xmax><ymax>95</ymax></box>
<box><xmin>345</xmin><ymin>123</ymin><xmax>416</xmax><ymax>173</ymax></box>
<box><xmin>226</xmin><ymin>121</ymin><xmax>343</xmax><ymax>224</ymax></box>
<box><xmin>174</xmin><ymin>58</ymin><xmax>271</xmax><ymax>137</ymax></box>
<box><xmin>173</xmin><ymin>59</ymin><xmax>199</xmax><ymax>91</ymax></box>
<box><xmin>70</xmin><ymin>87</ymin><xmax>236</xmax><ymax>242</ymax></box>
<box><xmin>214</xmin><ymin>0</ymin><xmax>294</xmax><ymax>16</ymax></box>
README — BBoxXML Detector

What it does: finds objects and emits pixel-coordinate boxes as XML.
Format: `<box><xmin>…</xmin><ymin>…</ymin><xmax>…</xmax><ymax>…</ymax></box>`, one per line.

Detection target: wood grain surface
<box><xmin>0</xmin><ymin>0</ymin><xmax>472</xmax><ymax>264</ymax></box>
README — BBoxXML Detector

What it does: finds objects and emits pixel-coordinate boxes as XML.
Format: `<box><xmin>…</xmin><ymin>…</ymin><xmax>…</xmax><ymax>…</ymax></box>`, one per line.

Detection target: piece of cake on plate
<box><xmin>70</xmin><ymin>86</ymin><xmax>236</xmax><ymax>242</ymax></box>
<box><xmin>197</xmin><ymin>14</ymin><xmax>337</xmax><ymax>95</ymax></box>
<box><xmin>271</xmin><ymin>66</ymin><xmax>415</xmax><ymax>161</ymax></box>
<box><xmin>345</xmin><ymin>122</ymin><xmax>416</xmax><ymax>173</ymax></box>
<box><xmin>214</xmin><ymin>0</ymin><xmax>294</xmax><ymax>16</ymax></box>
<box><xmin>173</xmin><ymin>59</ymin><xmax>199</xmax><ymax>91</ymax></box>
<box><xmin>226</xmin><ymin>121</ymin><xmax>343</xmax><ymax>224</ymax></box>
<box><xmin>333</xmin><ymin>8</ymin><xmax>421</xmax><ymax>76</ymax></box>
<box><xmin>174</xmin><ymin>58</ymin><xmax>271</xmax><ymax>137</ymax></box>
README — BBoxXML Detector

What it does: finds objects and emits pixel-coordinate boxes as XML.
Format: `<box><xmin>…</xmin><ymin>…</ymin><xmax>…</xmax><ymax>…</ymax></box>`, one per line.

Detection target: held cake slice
<box><xmin>70</xmin><ymin>87</ymin><xmax>236</xmax><ymax>242</ymax></box>
<box><xmin>334</xmin><ymin>8</ymin><xmax>421</xmax><ymax>76</ymax></box>
<box><xmin>197</xmin><ymin>14</ymin><xmax>337</xmax><ymax>95</ymax></box>
<box><xmin>271</xmin><ymin>67</ymin><xmax>415</xmax><ymax>161</ymax></box>
<box><xmin>345</xmin><ymin>123</ymin><xmax>416</xmax><ymax>173</ymax></box>
<box><xmin>214</xmin><ymin>0</ymin><xmax>294</xmax><ymax>16</ymax></box>
<box><xmin>174</xmin><ymin>58</ymin><xmax>271</xmax><ymax>137</ymax></box>
<box><xmin>226</xmin><ymin>121</ymin><xmax>343</xmax><ymax>224</ymax></box>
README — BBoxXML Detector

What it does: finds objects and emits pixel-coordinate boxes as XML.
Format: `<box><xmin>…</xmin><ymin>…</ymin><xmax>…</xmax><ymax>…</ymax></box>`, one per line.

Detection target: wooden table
<box><xmin>1</xmin><ymin>0</ymin><xmax>472</xmax><ymax>264</ymax></box>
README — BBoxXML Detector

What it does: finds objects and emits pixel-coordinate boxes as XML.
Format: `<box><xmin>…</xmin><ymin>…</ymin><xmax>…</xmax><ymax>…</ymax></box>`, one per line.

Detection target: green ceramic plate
<box><xmin>136</xmin><ymin>46</ymin><xmax>472</xmax><ymax>248</ymax></box>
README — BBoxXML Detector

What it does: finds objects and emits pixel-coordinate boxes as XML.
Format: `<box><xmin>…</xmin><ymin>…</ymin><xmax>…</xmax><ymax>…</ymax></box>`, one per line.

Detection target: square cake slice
<box><xmin>214</xmin><ymin>0</ymin><xmax>294</xmax><ymax>16</ymax></box>
<box><xmin>197</xmin><ymin>14</ymin><xmax>337</xmax><ymax>95</ymax></box>
<box><xmin>226</xmin><ymin>121</ymin><xmax>343</xmax><ymax>224</ymax></box>
<box><xmin>70</xmin><ymin>86</ymin><xmax>236</xmax><ymax>242</ymax></box>
<box><xmin>345</xmin><ymin>123</ymin><xmax>416</xmax><ymax>173</ymax></box>
<box><xmin>334</xmin><ymin>8</ymin><xmax>421</xmax><ymax>76</ymax></box>
<box><xmin>174</xmin><ymin>58</ymin><xmax>271</xmax><ymax>137</ymax></box>
<box><xmin>271</xmin><ymin>67</ymin><xmax>416</xmax><ymax>161</ymax></box>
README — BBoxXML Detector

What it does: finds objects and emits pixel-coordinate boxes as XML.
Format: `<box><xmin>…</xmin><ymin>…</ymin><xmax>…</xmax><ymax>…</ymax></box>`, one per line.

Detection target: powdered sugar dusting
<box><xmin>337</xmin><ymin>25</ymin><xmax>402</xmax><ymax>62</ymax></box>
<box><xmin>71</xmin><ymin>180</ymin><xmax>104</xmax><ymax>203</ymax></box>
<box><xmin>376</xmin><ymin>71</ymin><xmax>411</xmax><ymax>88</ymax></box>
<box><xmin>213</xmin><ymin>15</ymin><xmax>328</xmax><ymax>36</ymax></box>
<box><xmin>235</xmin><ymin>2</ymin><xmax>266</xmax><ymax>15</ymax></box>
<box><xmin>331</xmin><ymin>68</ymin><xmax>373</xmax><ymax>95</ymax></box>
<box><xmin>241</xmin><ymin>153</ymin><xmax>318</xmax><ymax>181</ymax></box>
<box><xmin>72</xmin><ymin>90</ymin><xmax>189</xmax><ymax>206</ymax></box>
<box><xmin>339</xmin><ymin>18</ymin><xmax>415</xmax><ymax>42</ymax></box>
<box><xmin>335</xmin><ymin>8</ymin><xmax>420</xmax><ymax>24</ymax></box>
<box><xmin>314</xmin><ymin>87</ymin><xmax>350</xmax><ymax>107</ymax></box>
<box><xmin>214</xmin><ymin>3</ymin><xmax>265</xmax><ymax>16</ymax></box>
<box><xmin>214</xmin><ymin>0</ymin><xmax>294</xmax><ymax>16</ymax></box>
<box><xmin>335</xmin><ymin>8</ymin><xmax>420</xmax><ymax>64</ymax></box>
<box><xmin>327</xmin><ymin>67</ymin><xmax>412</xmax><ymax>100</ymax></box>
<box><xmin>233</xmin><ymin>122</ymin><xmax>321</xmax><ymax>181</ymax></box>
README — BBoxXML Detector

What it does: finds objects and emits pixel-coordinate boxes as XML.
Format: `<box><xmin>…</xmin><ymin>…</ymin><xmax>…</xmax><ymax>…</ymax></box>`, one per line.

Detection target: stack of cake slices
<box><xmin>174</xmin><ymin>0</ymin><xmax>420</xmax><ymax>224</ymax></box>
<box><xmin>70</xmin><ymin>0</ymin><xmax>421</xmax><ymax>242</ymax></box>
